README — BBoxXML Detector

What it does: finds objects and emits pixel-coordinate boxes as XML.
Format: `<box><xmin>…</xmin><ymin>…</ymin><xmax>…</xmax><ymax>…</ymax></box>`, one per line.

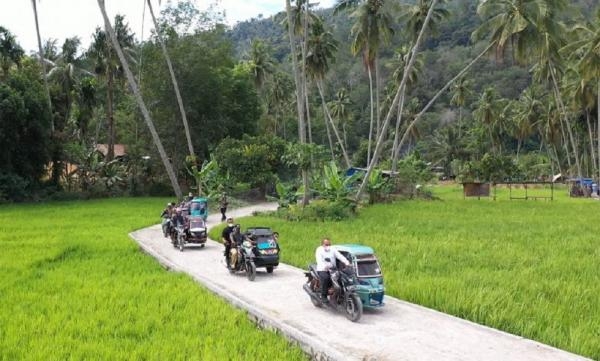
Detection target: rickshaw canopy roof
<box><xmin>333</xmin><ymin>244</ymin><xmax>376</xmax><ymax>256</ymax></box>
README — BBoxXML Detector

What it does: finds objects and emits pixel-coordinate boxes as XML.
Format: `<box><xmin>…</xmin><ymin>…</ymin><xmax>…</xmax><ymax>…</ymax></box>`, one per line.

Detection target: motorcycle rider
<box><xmin>160</xmin><ymin>203</ymin><xmax>174</xmax><ymax>237</ymax></box>
<box><xmin>315</xmin><ymin>238</ymin><xmax>349</xmax><ymax>304</ymax></box>
<box><xmin>228</xmin><ymin>224</ymin><xmax>247</xmax><ymax>269</ymax></box>
<box><xmin>172</xmin><ymin>208</ymin><xmax>187</xmax><ymax>228</ymax></box>
<box><xmin>221</xmin><ymin>218</ymin><xmax>235</xmax><ymax>266</ymax></box>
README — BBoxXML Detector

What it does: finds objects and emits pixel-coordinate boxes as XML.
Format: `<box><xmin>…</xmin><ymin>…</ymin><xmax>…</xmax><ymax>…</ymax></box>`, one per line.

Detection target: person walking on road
<box><xmin>315</xmin><ymin>238</ymin><xmax>349</xmax><ymax>304</ymax></box>
<box><xmin>219</xmin><ymin>191</ymin><xmax>228</xmax><ymax>221</ymax></box>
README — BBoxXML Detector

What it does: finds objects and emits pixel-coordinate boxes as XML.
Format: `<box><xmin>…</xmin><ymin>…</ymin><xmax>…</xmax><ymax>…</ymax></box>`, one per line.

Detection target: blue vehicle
<box><xmin>190</xmin><ymin>197</ymin><xmax>208</xmax><ymax>220</ymax></box>
<box><xmin>332</xmin><ymin>244</ymin><xmax>385</xmax><ymax>308</ymax></box>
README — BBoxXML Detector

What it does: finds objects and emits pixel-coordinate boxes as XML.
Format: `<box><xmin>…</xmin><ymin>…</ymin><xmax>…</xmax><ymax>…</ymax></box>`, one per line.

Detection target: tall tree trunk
<box><xmin>323</xmin><ymin>101</ymin><xmax>335</xmax><ymax>161</ymax></box>
<box><xmin>97</xmin><ymin>0</ymin><xmax>182</xmax><ymax>199</ymax></box>
<box><xmin>355</xmin><ymin>0</ymin><xmax>440</xmax><ymax>201</ymax></box>
<box><xmin>597</xmin><ymin>79</ymin><xmax>600</xmax><ymax>184</ymax></box>
<box><xmin>585</xmin><ymin>109</ymin><xmax>596</xmax><ymax>178</ymax></box>
<box><xmin>390</xmin><ymin>91</ymin><xmax>406</xmax><ymax>173</ymax></box>
<box><xmin>366</xmin><ymin>63</ymin><xmax>374</xmax><ymax>166</ymax></box>
<box><xmin>397</xmin><ymin>42</ymin><xmax>496</xmax><ymax>158</ymax></box>
<box><xmin>106</xmin><ymin>62</ymin><xmax>115</xmax><ymax>161</ymax></box>
<box><xmin>550</xmin><ymin>66</ymin><xmax>582</xmax><ymax>179</ymax></box>
<box><xmin>285</xmin><ymin>0</ymin><xmax>309</xmax><ymax>205</ymax></box>
<box><xmin>31</xmin><ymin>0</ymin><xmax>53</xmax><ymax>133</ymax></box>
<box><xmin>375</xmin><ymin>57</ymin><xmax>381</xmax><ymax>144</ymax></box>
<box><xmin>305</xmin><ymin>80</ymin><xmax>313</xmax><ymax>144</ymax></box>
<box><xmin>317</xmin><ymin>80</ymin><xmax>351</xmax><ymax>168</ymax></box>
<box><xmin>147</xmin><ymin>0</ymin><xmax>195</xmax><ymax>157</ymax></box>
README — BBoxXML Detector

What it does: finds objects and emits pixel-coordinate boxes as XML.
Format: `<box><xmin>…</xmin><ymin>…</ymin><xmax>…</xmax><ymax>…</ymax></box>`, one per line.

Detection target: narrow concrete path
<box><xmin>129</xmin><ymin>204</ymin><xmax>591</xmax><ymax>361</ymax></box>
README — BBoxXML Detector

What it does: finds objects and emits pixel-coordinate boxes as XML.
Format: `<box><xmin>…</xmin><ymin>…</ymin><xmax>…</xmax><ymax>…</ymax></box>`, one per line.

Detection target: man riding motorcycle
<box><xmin>315</xmin><ymin>238</ymin><xmax>349</xmax><ymax>304</ymax></box>
<box><xmin>228</xmin><ymin>224</ymin><xmax>248</xmax><ymax>269</ymax></box>
<box><xmin>221</xmin><ymin>218</ymin><xmax>235</xmax><ymax>265</ymax></box>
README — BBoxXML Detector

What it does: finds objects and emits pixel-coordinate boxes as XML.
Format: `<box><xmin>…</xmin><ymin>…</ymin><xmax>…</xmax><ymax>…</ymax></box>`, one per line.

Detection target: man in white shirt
<box><xmin>315</xmin><ymin>238</ymin><xmax>350</xmax><ymax>304</ymax></box>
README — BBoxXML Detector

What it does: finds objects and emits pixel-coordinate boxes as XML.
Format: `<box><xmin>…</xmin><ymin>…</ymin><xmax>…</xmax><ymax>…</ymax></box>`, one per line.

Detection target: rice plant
<box><xmin>217</xmin><ymin>185</ymin><xmax>600</xmax><ymax>359</ymax></box>
<box><xmin>0</xmin><ymin>198</ymin><xmax>307</xmax><ymax>361</ymax></box>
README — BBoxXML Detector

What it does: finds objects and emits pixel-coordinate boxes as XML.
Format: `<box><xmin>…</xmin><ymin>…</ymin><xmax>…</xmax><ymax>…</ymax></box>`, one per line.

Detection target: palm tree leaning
<box><xmin>285</xmin><ymin>0</ymin><xmax>310</xmax><ymax>206</ymax></box>
<box><xmin>96</xmin><ymin>0</ymin><xmax>182</xmax><ymax>199</ymax></box>
<box><xmin>30</xmin><ymin>0</ymin><xmax>53</xmax><ymax>133</ymax></box>
<box><xmin>146</xmin><ymin>0</ymin><xmax>194</xmax><ymax>158</ymax></box>
<box><xmin>305</xmin><ymin>18</ymin><xmax>351</xmax><ymax>168</ymax></box>
<box><xmin>389</xmin><ymin>45</ymin><xmax>423</xmax><ymax>172</ymax></box>
<box><xmin>355</xmin><ymin>0</ymin><xmax>439</xmax><ymax>201</ymax></box>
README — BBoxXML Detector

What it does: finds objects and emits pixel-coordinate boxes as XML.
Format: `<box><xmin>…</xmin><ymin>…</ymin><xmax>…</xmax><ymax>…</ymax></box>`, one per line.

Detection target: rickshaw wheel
<box><xmin>345</xmin><ymin>294</ymin><xmax>363</xmax><ymax>322</ymax></box>
<box><xmin>266</xmin><ymin>266</ymin><xmax>274</xmax><ymax>274</ymax></box>
<box><xmin>247</xmin><ymin>262</ymin><xmax>256</xmax><ymax>281</ymax></box>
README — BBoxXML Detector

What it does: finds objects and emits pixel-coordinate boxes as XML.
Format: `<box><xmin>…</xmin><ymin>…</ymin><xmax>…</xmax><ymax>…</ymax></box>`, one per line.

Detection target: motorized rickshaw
<box><xmin>245</xmin><ymin>227</ymin><xmax>280</xmax><ymax>273</ymax></box>
<box><xmin>332</xmin><ymin>244</ymin><xmax>385</xmax><ymax>308</ymax></box>
<box><xmin>228</xmin><ymin>227</ymin><xmax>280</xmax><ymax>281</ymax></box>
<box><xmin>190</xmin><ymin>197</ymin><xmax>208</xmax><ymax>220</ymax></box>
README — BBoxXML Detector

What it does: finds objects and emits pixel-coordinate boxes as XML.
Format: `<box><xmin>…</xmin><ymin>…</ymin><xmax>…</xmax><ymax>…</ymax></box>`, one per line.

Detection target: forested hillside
<box><xmin>1</xmin><ymin>0</ymin><xmax>600</xmax><ymax>202</ymax></box>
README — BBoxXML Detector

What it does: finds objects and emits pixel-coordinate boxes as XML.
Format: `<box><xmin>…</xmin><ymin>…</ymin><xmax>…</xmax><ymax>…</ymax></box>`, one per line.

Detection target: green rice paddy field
<box><xmin>0</xmin><ymin>198</ymin><xmax>307</xmax><ymax>361</ymax></box>
<box><xmin>2</xmin><ymin>184</ymin><xmax>599</xmax><ymax>360</ymax></box>
<box><xmin>227</xmin><ymin>184</ymin><xmax>600</xmax><ymax>360</ymax></box>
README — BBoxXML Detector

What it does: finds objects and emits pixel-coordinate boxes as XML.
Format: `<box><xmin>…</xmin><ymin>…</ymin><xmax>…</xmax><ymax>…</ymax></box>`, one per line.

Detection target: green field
<box><xmin>215</xmin><ymin>184</ymin><xmax>600</xmax><ymax>360</ymax></box>
<box><xmin>0</xmin><ymin>198</ymin><xmax>307</xmax><ymax>361</ymax></box>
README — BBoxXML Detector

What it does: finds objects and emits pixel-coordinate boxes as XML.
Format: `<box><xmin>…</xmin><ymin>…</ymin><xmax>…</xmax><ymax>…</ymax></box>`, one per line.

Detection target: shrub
<box><xmin>0</xmin><ymin>173</ymin><xmax>29</xmax><ymax>202</ymax></box>
<box><xmin>274</xmin><ymin>199</ymin><xmax>356</xmax><ymax>221</ymax></box>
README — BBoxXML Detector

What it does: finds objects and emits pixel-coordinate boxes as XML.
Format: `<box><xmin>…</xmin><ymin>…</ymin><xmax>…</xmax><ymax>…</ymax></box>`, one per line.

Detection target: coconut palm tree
<box><xmin>247</xmin><ymin>39</ymin><xmax>276</xmax><ymax>91</ymax></box>
<box><xmin>507</xmin><ymin>86</ymin><xmax>543</xmax><ymax>160</ymax></box>
<box><xmin>96</xmin><ymin>0</ymin><xmax>182</xmax><ymax>199</ymax></box>
<box><xmin>388</xmin><ymin>45</ymin><xmax>423</xmax><ymax>172</ymax></box>
<box><xmin>146</xmin><ymin>0</ymin><xmax>195</xmax><ymax>158</ymax></box>
<box><xmin>450</xmin><ymin>76</ymin><xmax>472</xmax><ymax>136</ymax></box>
<box><xmin>0</xmin><ymin>27</ymin><xmax>24</xmax><ymax>79</ymax></box>
<box><xmin>305</xmin><ymin>18</ymin><xmax>351</xmax><ymax>168</ymax></box>
<box><xmin>354</xmin><ymin>0</ymin><xmax>439</xmax><ymax>201</ymax></box>
<box><xmin>285</xmin><ymin>0</ymin><xmax>309</xmax><ymax>205</ymax></box>
<box><xmin>473</xmin><ymin>87</ymin><xmax>505</xmax><ymax>154</ymax></box>
<box><xmin>567</xmin><ymin>10</ymin><xmax>600</xmax><ymax>180</ymax></box>
<box><xmin>336</xmin><ymin>0</ymin><xmax>394</xmax><ymax>166</ymax></box>
<box><xmin>88</xmin><ymin>15</ymin><xmax>135</xmax><ymax>161</ymax></box>
<box><xmin>400</xmin><ymin>0</ymin><xmax>449</xmax><ymax>43</ymax></box>
<box><xmin>30</xmin><ymin>0</ymin><xmax>53</xmax><ymax>133</ymax></box>
<box><xmin>328</xmin><ymin>88</ymin><xmax>352</xmax><ymax>151</ymax></box>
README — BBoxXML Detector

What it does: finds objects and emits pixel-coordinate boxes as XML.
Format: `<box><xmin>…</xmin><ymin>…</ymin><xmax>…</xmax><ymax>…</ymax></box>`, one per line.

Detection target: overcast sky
<box><xmin>0</xmin><ymin>0</ymin><xmax>336</xmax><ymax>54</ymax></box>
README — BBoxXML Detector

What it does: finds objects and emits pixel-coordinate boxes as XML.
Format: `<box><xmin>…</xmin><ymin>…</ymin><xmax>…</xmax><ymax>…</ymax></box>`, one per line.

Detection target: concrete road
<box><xmin>129</xmin><ymin>204</ymin><xmax>591</xmax><ymax>361</ymax></box>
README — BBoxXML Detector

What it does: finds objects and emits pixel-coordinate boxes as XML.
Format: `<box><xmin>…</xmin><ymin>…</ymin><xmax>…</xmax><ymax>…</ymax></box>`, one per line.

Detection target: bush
<box><xmin>273</xmin><ymin>199</ymin><xmax>356</xmax><ymax>221</ymax></box>
<box><xmin>0</xmin><ymin>173</ymin><xmax>29</xmax><ymax>202</ymax></box>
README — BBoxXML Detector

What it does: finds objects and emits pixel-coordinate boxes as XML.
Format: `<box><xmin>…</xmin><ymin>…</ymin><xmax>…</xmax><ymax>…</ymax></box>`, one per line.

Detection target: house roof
<box><xmin>96</xmin><ymin>144</ymin><xmax>127</xmax><ymax>157</ymax></box>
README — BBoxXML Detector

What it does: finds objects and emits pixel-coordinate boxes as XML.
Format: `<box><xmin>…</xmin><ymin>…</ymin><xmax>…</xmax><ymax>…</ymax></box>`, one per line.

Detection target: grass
<box><xmin>212</xmin><ymin>184</ymin><xmax>600</xmax><ymax>360</ymax></box>
<box><xmin>0</xmin><ymin>198</ymin><xmax>307</xmax><ymax>361</ymax></box>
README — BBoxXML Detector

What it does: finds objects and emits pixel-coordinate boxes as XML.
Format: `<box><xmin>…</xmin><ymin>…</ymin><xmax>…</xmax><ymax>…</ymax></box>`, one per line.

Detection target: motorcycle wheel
<box><xmin>178</xmin><ymin>236</ymin><xmax>184</xmax><ymax>252</ymax></box>
<box><xmin>266</xmin><ymin>266</ymin><xmax>274</xmax><ymax>274</ymax></box>
<box><xmin>344</xmin><ymin>294</ymin><xmax>363</xmax><ymax>322</ymax></box>
<box><xmin>246</xmin><ymin>262</ymin><xmax>256</xmax><ymax>281</ymax></box>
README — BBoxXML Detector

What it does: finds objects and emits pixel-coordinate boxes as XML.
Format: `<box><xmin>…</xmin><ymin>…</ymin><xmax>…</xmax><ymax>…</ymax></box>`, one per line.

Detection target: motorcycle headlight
<box><xmin>242</xmin><ymin>240</ymin><xmax>252</xmax><ymax>248</ymax></box>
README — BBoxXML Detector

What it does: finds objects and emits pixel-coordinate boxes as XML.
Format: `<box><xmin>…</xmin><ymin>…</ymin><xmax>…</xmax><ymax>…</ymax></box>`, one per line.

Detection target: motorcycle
<box><xmin>171</xmin><ymin>224</ymin><xmax>186</xmax><ymax>252</ymax></box>
<box><xmin>161</xmin><ymin>217</ymin><xmax>172</xmax><ymax>238</ymax></box>
<box><xmin>227</xmin><ymin>239</ymin><xmax>257</xmax><ymax>281</ymax></box>
<box><xmin>303</xmin><ymin>264</ymin><xmax>363</xmax><ymax>322</ymax></box>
